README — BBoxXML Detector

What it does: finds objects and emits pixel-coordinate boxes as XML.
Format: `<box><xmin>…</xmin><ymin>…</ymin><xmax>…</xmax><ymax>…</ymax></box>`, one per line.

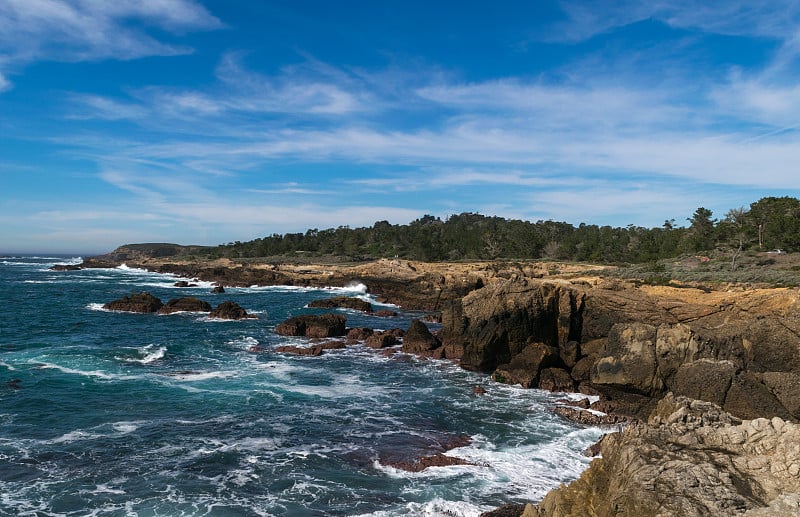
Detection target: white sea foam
<box><xmin>163</xmin><ymin>371</ymin><xmax>234</xmax><ymax>382</ymax></box>
<box><xmin>0</xmin><ymin>360</ymin><xmax>16</xmax><ymax>371</ymax></box>
<box><xmin>226</xmin><ymin>336</ymin><xmax>260</xmax><ymax>349</ymax></box>
<box><xmin>86</xmin><ymin>302</ymin><xmax>109</xmax><ymax>312</ymax></box>
<box><xmin>34</xmin><ymin>361</ymin><xmax>139</xmax><ymax>381</ymax></box>
<box><xmin>355</xmin><ymin>498</ymin><xmax>489</xmax><ymax>517</ymax></box>
<box><xmin>116</xmin><ymin>344</ymin><xmax>167</xmax><ymax>365</ymax></box>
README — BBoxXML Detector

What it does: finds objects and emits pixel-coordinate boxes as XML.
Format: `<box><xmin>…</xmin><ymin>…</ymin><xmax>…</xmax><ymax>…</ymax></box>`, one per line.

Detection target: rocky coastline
<box><xmin>60</xmin><ymin>246</ymin><xmax>800</xmax><ymax>515</ymax></box>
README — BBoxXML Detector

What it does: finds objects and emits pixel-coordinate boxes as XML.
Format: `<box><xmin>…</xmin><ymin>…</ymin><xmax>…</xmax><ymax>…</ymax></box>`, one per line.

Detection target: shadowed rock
<box><xmin>308</xmin><ymin>296</ymin><xmax>373</xmax><ymax>313</ymax></box>
<box><xmin>275</xmin><ymin>314</ymin><xmax>346</xmax><ymax>338</ymax></box>
<box><xmin>157</xmin><ymin>297</ymin><xmax>212</xmax><ymax>314</ymax></box>
<box><xmin>209</xmin><ymin>301</ymin><xmax>256</xmax><ymax>320</ymax></box>
<box><xmin>103</xmin><ymin>292</ymin><xmax>163</xmax><ymax>313</ymax></box>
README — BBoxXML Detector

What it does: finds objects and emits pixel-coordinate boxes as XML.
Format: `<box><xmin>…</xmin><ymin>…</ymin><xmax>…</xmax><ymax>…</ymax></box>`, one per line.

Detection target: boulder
<box><xmin>157</xmin><ymin>297</ymin><xmax>212</xmax><ymax>315</ymax></box>
<box><xmin>275</xmin><ymin>342</ymin><xmax>346</xmax><ymax>356</ymax></box>
<box><xmin>538</xmin><ymin>367</ymin><xmax>574</xmax><ymax>392</ymax></box>
<box><xmin>493</xmin><ymin>342</ymin><xmax>559</xmax><ymax>388</ymax></box>
<box><xmin>209</xmin><ymin>301</ymin><xmax>256</xmax><ymax>320</ymax></box>
<box><xmin>173</xmin><ymin>280</ymin><xmax>198</xmax><ymax>287</ymax></box>
<box><xmin>762</xmin><ymin>372</ymin><xmax>800</xmax><ymax>419</ymax></box>
<box><xmin>103</xmin><ymin>292</ymin><xmax>163</xmax><ymax>313</ymax></box>
<box><xmin>671</xmin><ymin>359</ymin><xmax>737</xmax><ymax>407</ymax></box>
<box><xmin>275</xmin><ymin>314</ymin><xmax>347</xmax><ymax>338</ymax></box>
<box><xmin>211</xmin><ymin>285</ymin><xmax>225</xmax><ymax>293</ymax></box>
<box><xmin>402</xmin><ymin>319</ymin><xmax>441</xmax><ymax>355</ymax></box>
<box><xmin>374</xmin><ymin>309</ymin><xmax>398</xmax><ymax>317</ymax></box>
<box><xmin>346</xmin><ymin>327</ymin><xmax>374</xmax><ymax>341</ymax></box>
<box><xmin>307</xmin><ymin>296</ymin><xmax>373</xmax><ymax>313</ymax></box>
<box><xmin>365</xmin><ymin>332</ymin><xmax>397</xmax><ymax>348</ymax></box>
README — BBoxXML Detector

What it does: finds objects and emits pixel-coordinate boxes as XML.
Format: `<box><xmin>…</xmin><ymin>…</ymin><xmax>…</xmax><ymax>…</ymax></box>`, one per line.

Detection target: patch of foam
<box><xmin>226</xmin><ymin>336</ymin><xmax>260</xmax><ymax>349</ymax></box>
<box><xmin>163</xmin><ymin>371</ymin><xmax>234</xmax><ymax>382</ymax></box>
<box><xmin>116</xmin><ymin>344</ymin><xmax>166</xmax><ymax>365</ymax></box>
<box><xmin>449</xmin><ymin>429</ymin><xmax>603</xmax><ymax>502</ymax></box>
<box><xmin>355</xmin><ymin>498</ymin><xmax>489</xmax><ymax>517</ymax></box>
<box><xmin>33</xmin><ymin>361</ymin><xmax>139</xmax><ymax>381</ymax></box>
<box><xmin>0</xmin><ymin>360</ymin><xmax>16</xmax><ymax>371</ymax></box>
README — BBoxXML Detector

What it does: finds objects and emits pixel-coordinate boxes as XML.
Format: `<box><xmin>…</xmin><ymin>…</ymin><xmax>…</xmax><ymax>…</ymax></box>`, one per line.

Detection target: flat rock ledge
<box><xmin>527</xmin><ymin>393</ymin><xmax>800</xmax><ymax>517</ymax></box>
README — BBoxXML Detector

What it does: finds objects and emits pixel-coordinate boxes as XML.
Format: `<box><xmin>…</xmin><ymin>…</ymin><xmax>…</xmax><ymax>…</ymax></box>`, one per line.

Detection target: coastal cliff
<box><xmin>530</xmin><ymin>394</ymin><xmax>800</xmax><ymax>517</ymax></box>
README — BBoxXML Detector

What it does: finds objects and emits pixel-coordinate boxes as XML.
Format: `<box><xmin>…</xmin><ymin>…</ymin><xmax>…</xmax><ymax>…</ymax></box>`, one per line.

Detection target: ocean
<box><xmin>0</xmin><ymin>257</ymin><xmax>602</xmax><ymax>516</ymax></box>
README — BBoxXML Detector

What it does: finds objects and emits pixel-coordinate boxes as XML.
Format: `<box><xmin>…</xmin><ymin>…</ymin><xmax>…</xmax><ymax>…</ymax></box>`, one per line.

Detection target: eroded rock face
<box><xmin>103</xmin><ymin>292</ymin><xmax>163</xmax><ymax>313</ymax></box>
<box><xmin>532</xmin><ymin>394</ymin><xmax>800</xmax><ymax>517</ymax></box>
<box><xmin>441</xmin><ymin>277</ymin><xmax>800</xmax><ymax>421</ymax></box>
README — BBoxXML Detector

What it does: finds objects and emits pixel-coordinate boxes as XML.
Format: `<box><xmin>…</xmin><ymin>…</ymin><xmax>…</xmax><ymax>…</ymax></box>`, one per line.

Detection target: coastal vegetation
<box><xmin>210</xmin><ymin>196</ymin><xmax>800</xmax><ymax>264</ymax></box>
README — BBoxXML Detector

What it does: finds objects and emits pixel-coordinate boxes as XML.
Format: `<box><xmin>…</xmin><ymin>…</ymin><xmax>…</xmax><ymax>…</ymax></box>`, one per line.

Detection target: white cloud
<box><xmin>548</xmin><ymin>0</ymin><xmax>800</xmax><ymax>43</ymax></box>
<box><xmin>0</xmin><ymin>0</ymin><xmax>222</xmax><ymax>91</ymax></box>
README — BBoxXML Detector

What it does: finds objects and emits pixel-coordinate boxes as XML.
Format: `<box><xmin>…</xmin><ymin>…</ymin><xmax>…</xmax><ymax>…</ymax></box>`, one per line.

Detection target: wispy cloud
<box><xmin>547</xmin><ymin>0</ymin><xmax>800</xmax><ymax>43</ymax></box>
<box><xmin>0</xmin><ymin>0</ymin><xmax>222</xmax><ymax>90</ymax></box>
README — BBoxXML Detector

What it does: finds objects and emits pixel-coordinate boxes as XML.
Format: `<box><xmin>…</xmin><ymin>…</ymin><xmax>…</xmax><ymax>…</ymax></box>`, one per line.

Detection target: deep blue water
<box><xmin>0</xmin><ymin>257</ymin><xmax>601</xmax><ymax>516</ymax></box>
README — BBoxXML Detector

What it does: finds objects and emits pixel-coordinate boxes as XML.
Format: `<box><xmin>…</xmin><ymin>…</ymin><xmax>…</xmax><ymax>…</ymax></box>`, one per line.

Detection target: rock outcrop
<box><xmin>275</xmin><ymin>314</ymin><xmax>347</xmax><ymax>338</ymax></box>
<box><xmin>440</xmin><ymin>277</ymin><xmax>800</xmax><ymax>421</ymax></box>
<box><xmin>209</xmin><ymin>301</ymin><xmax>256</xmax><ymax>320</ymax></box>
<box><xmin>157</xmin><ymin>297</ymin><xmax>212</xmax><ymax>314</ymax></box>
<box><xmin>401</xmin><ymin>319</ymin><xmax>442</xmax><ymax>357</ymax></box>
<box><xmin>103</xmin><ymin>292</ymin><xmax>163</xmax><ymax>313</ymax></box>
<box><xmin>307</xmin><ymin>296</ymin><xmax>373</xmax><ymax>313</ymax></box>
<box><xmin>531</xmin><ymin>394</ymin><xmax>800</xmax><ymax>517</ymax></box>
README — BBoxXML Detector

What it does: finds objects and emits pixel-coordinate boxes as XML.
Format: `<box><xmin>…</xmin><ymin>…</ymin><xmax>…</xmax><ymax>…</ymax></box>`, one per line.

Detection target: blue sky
<box><xmin>2</xmin><ymin>1</ymin><xmax>800</xmax><ymax>254</ymax></box>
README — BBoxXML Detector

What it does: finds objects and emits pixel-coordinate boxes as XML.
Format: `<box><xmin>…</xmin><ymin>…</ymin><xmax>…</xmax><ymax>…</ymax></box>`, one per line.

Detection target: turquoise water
<box><xmin>0</xmin><ymin>257</ymin><xmax>601</xmax><ymax>516</ymax></box>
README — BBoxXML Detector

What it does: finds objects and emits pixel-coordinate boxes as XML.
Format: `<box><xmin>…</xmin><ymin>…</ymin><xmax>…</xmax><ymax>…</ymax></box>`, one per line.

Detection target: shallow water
<box><xmin>0</xmin><ymin>257</ymin><xmax>601</xmax><ymax>516</ymax></box>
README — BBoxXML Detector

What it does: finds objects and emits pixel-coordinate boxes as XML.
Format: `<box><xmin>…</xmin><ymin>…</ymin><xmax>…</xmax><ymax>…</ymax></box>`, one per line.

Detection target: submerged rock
<box><xmin>103</xmin><ymin>292</ymin><xmax>163</xmax><ymax>313</ymax></box>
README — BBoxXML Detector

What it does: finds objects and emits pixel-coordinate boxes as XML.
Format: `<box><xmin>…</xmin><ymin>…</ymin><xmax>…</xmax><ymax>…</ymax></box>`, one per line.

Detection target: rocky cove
<box><xmin>71</xmin><ymin>247</ymin><xmax>800</xmax><ymax>515</ymax></box>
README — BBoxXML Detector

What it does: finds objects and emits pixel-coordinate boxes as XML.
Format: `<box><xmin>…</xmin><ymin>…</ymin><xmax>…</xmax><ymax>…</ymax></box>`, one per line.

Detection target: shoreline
<box><xmin>57</xmin><ymin>249</ymin><xmax>800</xmax><ymax>516</ymax></box>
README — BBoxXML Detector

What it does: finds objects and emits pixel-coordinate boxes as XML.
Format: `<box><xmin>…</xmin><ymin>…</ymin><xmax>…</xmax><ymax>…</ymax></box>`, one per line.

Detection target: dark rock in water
<box><xmin>173</xmin><ymin>280</ymin><xmax>198</xmax><ymax>287</ymax></box>
<box><xmin>209</xmin><ymin>301</ymin><xmax>256</xmax><ymax>320</ymax></box>
<box><xmin>103</xmin><ymin>292</ymin><xmax>163</xmax><ymax>313</ymax></box>
<box><xmin>374</xmin><ymin>309</ymin><xmax>398</xmax><ymax>317</ymax></box>
<box><xmin>552</xmin><ymin>406</ymin><xmax>627</xmax><ymax>426</ymax></box>
<box><xmin>479</xmin><ymin>504</ymin><xmax>528</xmax><ymax>517</ymax></box>
<box><xmin>275</xmin><ymin>314</ymin><xmax>346</xmax><ymax>338</ymax></box>
<box><xmin>308</xmin><ymin>296</ymin><xmax>373</xmax><ymax>313</ymax></box>
<box><xmin>473</xmin><ymin>385</ymin><xmax>487</xmax><ymax>395</ymax></box>
<box><xmin>157</xmin><ymin>297</ymin><xmax>212</xmax><ymax>315</ymax></box>
<box><xmin>50</xmin><ymin>263</ymin><xmax>82</xmax><ymax>271</ymax></box>
<box><xmin>365</xmin><ymin>332</ymin><xmax>397</xmax><ymax>349</ymax></box>
<box><xmin>275</xmin><ymin>341</ymin><xmax>346</xmax><ymax>356</ymax></box>
<box><xmin>402</xmin><ymin>319</ymin><xmax>442</xmax><ymax>356</ymax></box>
<box><xmin>384</xmin><ymin>452</ymin><xmax>473</xmax><ymax>472</ymax></box>
<box><xmin>211</xmin><ymin>285</ymin><xmax>225</xmax><ymax>294</ymax></box>
<box><xmin>346</xmin><ymin>327</ymin><xmax>374</xmax><ymax>341</ymax></box>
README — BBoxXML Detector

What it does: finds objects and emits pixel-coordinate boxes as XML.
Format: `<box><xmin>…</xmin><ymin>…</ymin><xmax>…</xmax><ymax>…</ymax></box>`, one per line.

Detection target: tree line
<box><xmin>212</xmin><ymin>196</ymin><xmax>800</xmax><ymax>263</ymax></box>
